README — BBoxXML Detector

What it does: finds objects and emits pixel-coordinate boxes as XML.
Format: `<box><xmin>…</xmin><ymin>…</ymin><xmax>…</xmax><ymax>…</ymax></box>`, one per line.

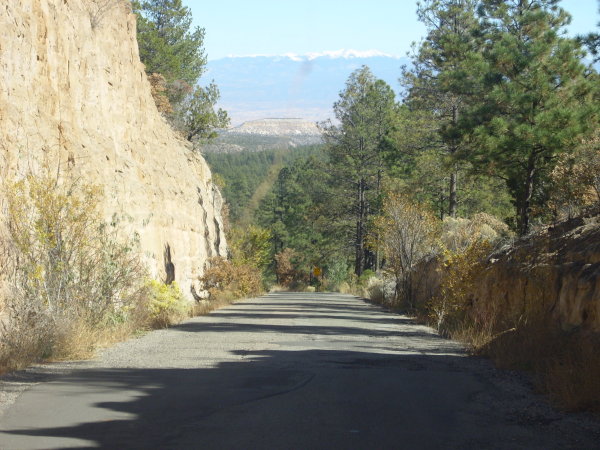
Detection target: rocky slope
<box><xmin>472</xmin><ymin>214</ymin><xmax>600</xmax><ymax>332</ymax></box>
<box><xmin>0</xmin><ymin>0</ymin><xmax>226</xmax><ymax>298</ymax></box>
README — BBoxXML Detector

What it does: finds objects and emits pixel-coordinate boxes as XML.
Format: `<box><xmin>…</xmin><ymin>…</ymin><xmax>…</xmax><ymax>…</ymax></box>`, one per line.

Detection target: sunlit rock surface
<box><xmin>0</xmin><ymin>0</ymin><xmax>227</xmax><ymax>298</ymax></box>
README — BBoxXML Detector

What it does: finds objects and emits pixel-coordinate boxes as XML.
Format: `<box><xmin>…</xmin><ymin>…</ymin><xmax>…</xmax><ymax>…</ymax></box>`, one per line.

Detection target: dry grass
<box><xmin>0</xmin><ymin>285</ymin><xmax>253</xmax><ymax>376</ymax></box>
<box><xmin>454</xmin><ymin>314</ymin><xmax>600</xmax><ymax>413</ymax></box>
<box><xmin>542</xmin><ymin>335</ymin><xmax>600</xmax><ymax>411</ymax></box>
<box><xmin>191</xmin><ymin>296</ymin><xmax>237</xmax><ymax>316</ymax></box>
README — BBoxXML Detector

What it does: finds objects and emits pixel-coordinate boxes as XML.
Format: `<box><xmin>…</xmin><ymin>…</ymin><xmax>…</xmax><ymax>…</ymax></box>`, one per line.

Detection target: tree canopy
<box><xmin>132</xmin><ymin>0</ymin><xmax>229</xmax><ymax>142</ymax></box>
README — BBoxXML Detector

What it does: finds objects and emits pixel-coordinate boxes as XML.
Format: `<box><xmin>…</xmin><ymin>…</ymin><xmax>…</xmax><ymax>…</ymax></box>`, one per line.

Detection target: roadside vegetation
<box><xmin>0</xmin><ymin>164</ymin><xmax>141</xmax><ymax>372</ymax></box>
<box><xmin>0</xmin><ymin>159</ymin><xmax>264</xmax><ymax>375</ymax></box>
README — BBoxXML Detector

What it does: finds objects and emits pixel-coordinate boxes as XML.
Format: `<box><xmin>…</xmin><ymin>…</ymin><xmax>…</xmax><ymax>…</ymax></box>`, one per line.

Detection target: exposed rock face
<box><xmin>471</xmin><ymin>215</ymin><xmax>600</xmax><ymax>332</ymax></box>
<box><xmin>231</xmin><ymin>118</ymin><xmax>322</xmax><ymax>136</ymax></box>
<box><xmin>413</xmin><ymin>214</ymin><xmax>600</xmax><ymax>332</ymax></box>
<box><xmin>0</xmin><ymin>0</ymin><xmax>227</xmax><ymax>298</ymax></box>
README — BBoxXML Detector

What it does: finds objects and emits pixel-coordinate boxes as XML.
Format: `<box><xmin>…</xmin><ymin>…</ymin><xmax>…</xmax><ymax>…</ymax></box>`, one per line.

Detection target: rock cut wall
<box><xmin>0</xmin><ymin>0</ymin><xmax>227</xmax><ymax>297</ymax></box>
<box><xmin>412</xmin><ymin>215</ymin><xmax>600</xmax><ymax>332</ymax></box>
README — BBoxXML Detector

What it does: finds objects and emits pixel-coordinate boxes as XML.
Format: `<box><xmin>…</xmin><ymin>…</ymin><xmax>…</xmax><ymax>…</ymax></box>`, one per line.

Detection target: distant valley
<box><xmin>206</xmin><ymin>50</ymin><xmax>409</xmax><ymax>125</ymax></box>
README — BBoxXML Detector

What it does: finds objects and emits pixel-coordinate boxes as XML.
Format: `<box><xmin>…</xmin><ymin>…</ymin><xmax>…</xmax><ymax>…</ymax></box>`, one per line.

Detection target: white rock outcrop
<box><xmin>231</xmin><ymin>118</ymin><xmax>322</xmax><ymax>136</ymax></box>
<box><xmin>0</xmin><ymin>0</ymin><xmax>227</xmax><ymax>298</ymax></box>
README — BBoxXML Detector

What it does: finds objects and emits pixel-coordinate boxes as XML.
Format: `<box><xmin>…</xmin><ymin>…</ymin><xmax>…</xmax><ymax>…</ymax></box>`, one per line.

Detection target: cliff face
<box><xmin>471</xmin><ymin>216</ymin><xmax>600</xmax><ymax>332</ymax></box>
<box><xmin>0</xmin><ymin>0</ymin><xmax>227</xmax><ymax>297</ymax></box>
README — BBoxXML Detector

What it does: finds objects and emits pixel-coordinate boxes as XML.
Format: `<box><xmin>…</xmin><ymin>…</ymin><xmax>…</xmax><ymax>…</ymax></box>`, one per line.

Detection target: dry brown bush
<box><xmin>148</xmin><ymin>73</ymin><xmax>174</xmax><ymax>115</ymax></box>
<box><xmin>274</xmin><ymin>248</ymin><xmax>297</xmax><ymax>287</ymax></box>
<box><xmin>375</xmin><ymin>193</ymin><xmax>440</xmax><ymax>309</ymax></box>
<box><xmin>200</xmin><ymin>256</ymin><xmax>263</xmax><ymax>302</ymax></box>
<box><xmin>86</xmin><ymin>0</ymin><xmax>124</xmax><ymax>29</ymax></box>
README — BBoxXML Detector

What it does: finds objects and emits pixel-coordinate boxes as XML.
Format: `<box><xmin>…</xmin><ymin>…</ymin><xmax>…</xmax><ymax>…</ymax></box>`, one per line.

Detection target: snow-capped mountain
<box><xmin>206</xmin><ymin>50</ymin><xmax>409</xmax><ymax>125</ymax></box>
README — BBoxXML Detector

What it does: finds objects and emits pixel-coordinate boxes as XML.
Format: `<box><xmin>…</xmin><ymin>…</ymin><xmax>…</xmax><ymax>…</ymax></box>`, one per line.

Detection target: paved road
<box><xmin>0</xmin><ymin>292</ymin><xmax>598</xmax><ymax>449</ymax></box>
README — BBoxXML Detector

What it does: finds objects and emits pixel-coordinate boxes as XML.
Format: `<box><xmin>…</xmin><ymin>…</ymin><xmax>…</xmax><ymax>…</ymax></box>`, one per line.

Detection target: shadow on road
<box><xmin>172</xmin><ymin>320</ymin><xmax>439</xmax><ymax>339</ymax></box>
<box><xmin>1</xmin><ymin>350</ymin><xmax>489</xmax><ymax>449</ymax></box>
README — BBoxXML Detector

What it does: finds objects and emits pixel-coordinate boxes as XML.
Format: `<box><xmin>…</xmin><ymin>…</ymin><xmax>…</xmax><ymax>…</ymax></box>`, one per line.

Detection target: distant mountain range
<box><xmin>206</xmin><ymin>50</ymin><xmax>409</xmax><ymax>125</ymax></box>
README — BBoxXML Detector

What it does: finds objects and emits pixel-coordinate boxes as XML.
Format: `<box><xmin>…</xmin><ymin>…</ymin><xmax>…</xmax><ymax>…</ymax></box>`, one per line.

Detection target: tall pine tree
<box><xmin>321</xmin><ymin>67</ymin><xmax>396</xmax><ymax>276</ymax></box>
<box><xmin>132</xmin><ymin>0</ymin><xmax>228</xmax><ymax>142</ymax></box>
<box><xmin>468</xmin><ymin>0</ymin><xmax>597</xmax><ymax>234</ymax></box>
<box><xmin>403</xmin><ymin>0</ymin><xmax>481</xmax><ymax>218</ymax></box>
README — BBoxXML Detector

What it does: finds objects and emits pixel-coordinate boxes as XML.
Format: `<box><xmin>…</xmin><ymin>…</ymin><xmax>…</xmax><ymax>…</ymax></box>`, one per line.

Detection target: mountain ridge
<box><xmin>217</xmin><ymin>49</ymin><xmax>402</xmax><ymax>61</ymax></box>
<box><xmin>230</xmin><ymin>118</ymin><xmax>321</xmax><ymax>136</ymax></box>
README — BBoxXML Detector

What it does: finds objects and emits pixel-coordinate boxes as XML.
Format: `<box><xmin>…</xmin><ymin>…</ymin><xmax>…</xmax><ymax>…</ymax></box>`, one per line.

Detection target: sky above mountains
<box><xmin>206</xmin><ymin>53</ymin><xmax>407</xmax><ymax>125</ymax></box>
<box><xmin>187</xmin><ymin>0</ymin><xmax>599</xmax><ymax>61</ymax></box>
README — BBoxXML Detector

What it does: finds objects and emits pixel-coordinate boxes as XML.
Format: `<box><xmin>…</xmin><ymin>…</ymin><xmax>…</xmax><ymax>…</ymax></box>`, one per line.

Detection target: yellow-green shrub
<box><xmin>0</xmin><ymin>164</ymin><xmax>146</xmax><ymax>372</ymax></box>
<box><xmin>428</xmin><ymin>241</ymin><xmax>491</xmax><ymax>335</ymax></box>
<box><xmin>146</xmin><ymin>280</ymin><xmax>189</xmax><ymax>328</ymax></box>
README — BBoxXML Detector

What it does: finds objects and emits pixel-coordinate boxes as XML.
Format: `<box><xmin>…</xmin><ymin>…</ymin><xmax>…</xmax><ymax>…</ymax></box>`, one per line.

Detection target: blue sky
<box><xmin>185</xmin><ymin>0</ymin><xmax>600</xmax><ymax>61</ymax></box>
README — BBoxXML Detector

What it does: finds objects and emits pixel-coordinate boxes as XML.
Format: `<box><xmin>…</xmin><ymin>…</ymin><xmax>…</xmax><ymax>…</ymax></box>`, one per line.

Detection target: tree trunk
<box><xmin>449</xmin><ymin>171</ymin><xmax>457</xmax><ymax>218</ymax></box>
<box><xmin>449</xmin><ymin>104</ymin><xmax>459</xmax><ymax>218</ymax></box>
<box><xmin>519</xmin><ymin>155</ymin><xmax>536</xmax><ymax>235</ymax></box>
<box><xmin>355</xmin><ymin>178</ymin><xmax>366</xmax><ymax>276</ymax></box>
<box><xmin>375</xmin><ymin>169</ymin><xmax>382</xmax><ymax>272</ymax></box>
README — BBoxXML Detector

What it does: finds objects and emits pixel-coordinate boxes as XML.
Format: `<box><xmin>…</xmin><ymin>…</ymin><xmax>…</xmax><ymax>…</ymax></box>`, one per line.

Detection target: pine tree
<box><xmin>320</xmin><ymin>66</ymin><xmax>396</xmax><ymax>276</ymax></box>
<box><xmin>132</xmin><ymin>0</ymin><xmax>228</xmax><ymax>142</ymax></box>
<box><xmin>469</xmin><ymin>0</ymin><xmax>597</xmax><ymax>234</ymax></box>
<box><xmin>403</xmin><ymin>0</ymin><xmax>481</xmax><ymax>218</ymax></box>
<box><xmin>133</xmin><ymin>0</ymin><xmax>206</xmax><ymax>92</ymax></box>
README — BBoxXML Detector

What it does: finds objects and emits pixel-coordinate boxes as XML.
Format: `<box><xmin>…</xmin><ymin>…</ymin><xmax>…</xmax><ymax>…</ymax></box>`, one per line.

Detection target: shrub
<box><xmin>375</xmin><ymin>194</ymin><xmax>440</xmax><ymax>309</ymax></box>
<box><xmin>441</xmin><ymin>213</ymin><xmax>511</xmax><ymax>253</ymax></box>
<box><xmin>365</xmin><ymin>276</ymin><xmax>387</xmax><ymax>304</ymax></box>
<box><xmin>322</xmin><ymin>257</ymin><xmax>350</xmax><ymax>292</ymax></box>
<box><xmin>200</xmin><ymin>257</ymin><xmax>263</xmax><ymax>301</ymax></box>
<box><xmin>427</xmin><ymin>241</ymin><xmax>491</xmax><ymax>335</ymax></box>
<box><xmin>0</xmin><ymin>165</ymin><xmax>146</xmax><ymax>372</ymax></box>
<box><xmin>274</xmin><ymin>248</ymin><xmax>297</xmax><ymax>287</ymax></box>
<box><xmin>146</xmin><ymin>280</ymin><xmax>189</xmax><ymax>328</ymax></box>
<box><xmin>229</xmin><ymin>226</ymin><xmax>272</xmax><ymax>271</ymax></box>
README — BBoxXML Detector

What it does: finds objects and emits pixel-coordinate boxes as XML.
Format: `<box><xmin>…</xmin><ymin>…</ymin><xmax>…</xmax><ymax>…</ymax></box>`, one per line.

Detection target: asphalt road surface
<box><xmin>0</xmin><ymin>292</ymin><xmax>599</xmax><ymax>449</ymax></box>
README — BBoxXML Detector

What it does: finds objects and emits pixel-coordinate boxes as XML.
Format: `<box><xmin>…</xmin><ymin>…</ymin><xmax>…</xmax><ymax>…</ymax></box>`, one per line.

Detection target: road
<box><xmin>0</xmin><ymin>292</ymin><xmax>598</xmax><ymax>449</ymax></box>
